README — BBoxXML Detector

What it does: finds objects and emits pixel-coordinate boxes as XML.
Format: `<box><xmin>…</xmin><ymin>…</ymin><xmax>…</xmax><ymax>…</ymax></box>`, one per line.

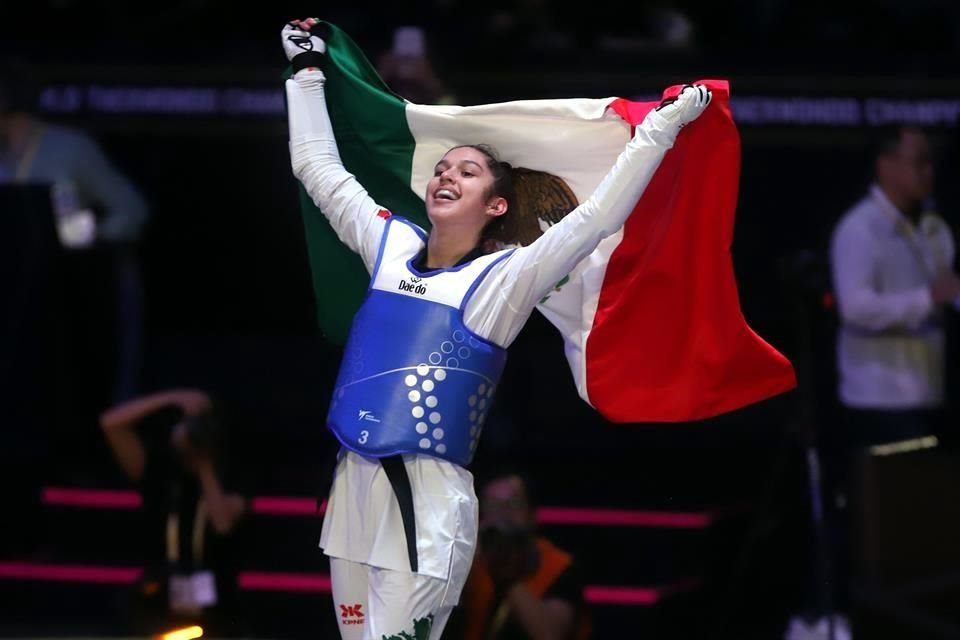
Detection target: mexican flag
<box><xmin>292</xmin><ymin>22</ymin><xmax>796</xmax><ymax>423</ymax></box>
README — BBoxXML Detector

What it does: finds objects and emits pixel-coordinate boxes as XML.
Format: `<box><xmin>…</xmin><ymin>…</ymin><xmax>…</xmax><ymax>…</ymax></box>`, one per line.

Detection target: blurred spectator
<box><xmin>100</xmin><ymin>389</ymin><xmax>248</xmax><ymax>635</ymax></box>
<box><xmin>377</xmin><ymin>26</ymin><xmax>456</xmax><ymax>105</ymax></box>
<box><xmin>815</xmin><ymin>124</ymin><xmax>960</xmax><ymax>633</ymax></box>
<box><xmin>0</xmin><ymin>58</ymin><xmax>149</xmax><ymax>251</ymax></box>
<box><xmin>830</xmin><ymin>124</ymin><xmax>957</xmax><ymax>448</ymax></box>
<box><xmin>452</xmin><ymin>469</ymin><xmax>590</xmax><ymax>640</ymax></box>
<box><xmin>0</xmin><ymin>56</ymin><xmax>149</xmax><ymax>408</ymax></box>
<box><xmin>595</xmin><ymin>1</ymin><xmax>696</xmax><ymax>53</ymax></box>
<box><xmin>484</xmin><ymin>0</ymin><xmax>575</xmax><ymax>54</ymax></box>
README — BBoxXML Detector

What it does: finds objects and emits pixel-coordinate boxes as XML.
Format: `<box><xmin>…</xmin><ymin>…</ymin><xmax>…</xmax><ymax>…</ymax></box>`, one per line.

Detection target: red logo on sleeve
<box><xmin>340</xmin><ymin>603</ymin><xmax>365</xmax><ymax>625</ymax></box>
<box><xmin>377</xmin><ymin>209</ymin><xmax>392</xmax><ymax>219</ymax></box>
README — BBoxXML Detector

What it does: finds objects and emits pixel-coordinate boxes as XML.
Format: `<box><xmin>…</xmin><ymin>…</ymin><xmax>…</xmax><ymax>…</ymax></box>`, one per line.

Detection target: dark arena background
<box><xmin>2</xmin><ymin>3</ymin><xmax>960</xmax><ymax>639</ymax></box>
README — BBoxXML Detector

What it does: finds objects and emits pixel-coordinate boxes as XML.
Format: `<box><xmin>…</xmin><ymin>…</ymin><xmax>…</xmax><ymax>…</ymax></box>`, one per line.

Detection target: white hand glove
<box><xmin>282</xmin><ymin>18</ymin><xmax>326</xmax><ymax>67</ymax></box>
<box><xmin>654</xmin><ymin>84</ymin><xmax>712</xmax><ymax>129</ymax></box>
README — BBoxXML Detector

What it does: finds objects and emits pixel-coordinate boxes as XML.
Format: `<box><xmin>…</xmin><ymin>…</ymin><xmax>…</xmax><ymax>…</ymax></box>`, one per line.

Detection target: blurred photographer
<box><xmin>376</xmin><ymin>26</ymin><xmax>456</xmax><ymax>105</ymax></box>
<box><xmin>459</xmin><ymin>471</ymin><xmax>590</xmax><ymax>640</ymax></box>
<box><xmin>99</xmin><ymin>389</ymin><xmax>247</xmax><ymax>634</ymax></box>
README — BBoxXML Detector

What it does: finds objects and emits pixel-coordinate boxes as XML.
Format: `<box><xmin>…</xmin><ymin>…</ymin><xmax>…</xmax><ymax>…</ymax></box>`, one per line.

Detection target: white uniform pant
<box><xmin>330</xmin><ymin>557</ymin><xmax>455</xmax><ymax>640</ymax></box>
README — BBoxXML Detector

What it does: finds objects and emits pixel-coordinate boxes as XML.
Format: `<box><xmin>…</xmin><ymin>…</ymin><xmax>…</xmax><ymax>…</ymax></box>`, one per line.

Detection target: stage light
<box><xmin>869</xmin><ymin>435</ymin><xmax>939</xmax><ymax>457</ymax></box>
<box><xmin>158</xmin><ymin>625</ymin><xmax>203</xmax><ymax>640</ymax></box>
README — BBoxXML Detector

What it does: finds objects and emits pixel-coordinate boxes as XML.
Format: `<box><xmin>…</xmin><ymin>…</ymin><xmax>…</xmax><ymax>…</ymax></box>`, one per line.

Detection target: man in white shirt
<box><xmin>819</xmin><ymin>124</ymin><xmax>960</xmax><ymax>627</ymax></box>
<box><xmin>831</xmin><ymin>124</ymin><xmax>959</xmax><ymax>445</ymax></box>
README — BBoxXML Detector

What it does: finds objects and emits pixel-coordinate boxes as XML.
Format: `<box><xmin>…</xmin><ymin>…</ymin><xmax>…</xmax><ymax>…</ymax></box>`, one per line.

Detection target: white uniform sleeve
<box><xmin>831</xmin><ymin>214</ymin><xmax>934</xmax><ymax>330</ymax></box>
<box><xmin>467</xmin><ymin>108</ymin><xmax>682</xmax><ymax>345</ymax></box>
<box><xmin>286</xmin><ymin>69</ymin><xmax>386</xmax><ymax>273</ymax></box>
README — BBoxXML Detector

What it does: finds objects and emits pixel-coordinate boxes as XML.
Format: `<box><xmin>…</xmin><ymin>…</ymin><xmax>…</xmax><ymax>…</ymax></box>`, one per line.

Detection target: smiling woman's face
<box><xmin>425</xmin><ymin>146</ymin><xmax>506</xmax><ymax>231</ymax></box>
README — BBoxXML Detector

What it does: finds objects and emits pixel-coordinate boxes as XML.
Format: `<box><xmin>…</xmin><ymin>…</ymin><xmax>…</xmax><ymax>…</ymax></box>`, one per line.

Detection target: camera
<box><xmin>183</xmin><ymin>411</ymin><xmax>220</xmax><ymax>455</ymax></box>
<box><xmin>480</xmin><ymin>523</ymin><xmax>532</xmax><ymax>555</ymax></box>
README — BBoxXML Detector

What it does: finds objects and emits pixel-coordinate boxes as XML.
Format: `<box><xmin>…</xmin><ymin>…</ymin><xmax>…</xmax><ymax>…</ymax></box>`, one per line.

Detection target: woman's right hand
<box><xmin>282</xmin><ymin>18</ymin><xmax>326</xmax><ymax>63</ymax></box>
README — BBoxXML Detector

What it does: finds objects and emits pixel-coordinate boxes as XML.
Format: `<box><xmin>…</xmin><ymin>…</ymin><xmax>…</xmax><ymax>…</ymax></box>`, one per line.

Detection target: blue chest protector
<box><xmin>326</xmin><ymin>217</ymin><xmax>514</xmax><ymax>467</ymax></box>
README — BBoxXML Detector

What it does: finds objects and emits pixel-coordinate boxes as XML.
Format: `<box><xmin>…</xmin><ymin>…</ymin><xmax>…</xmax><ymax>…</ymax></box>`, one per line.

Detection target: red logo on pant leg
<box><xmin>340</xmin><ymin>603</ymin><xmax>365</xmax><ymax>625</ymax></box>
